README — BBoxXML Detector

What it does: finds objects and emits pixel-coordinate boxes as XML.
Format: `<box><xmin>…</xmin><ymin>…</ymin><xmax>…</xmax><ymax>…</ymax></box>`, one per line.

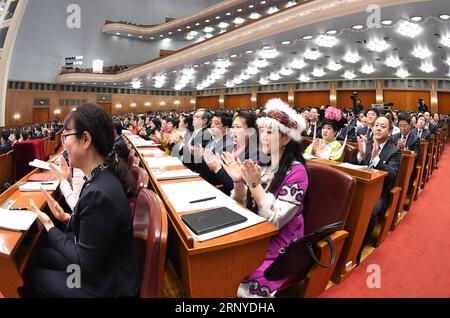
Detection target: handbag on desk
<box><xmin>264</xmin><ymin>221</ymin><xmax>343</xmax><ymax>281</ymax></box>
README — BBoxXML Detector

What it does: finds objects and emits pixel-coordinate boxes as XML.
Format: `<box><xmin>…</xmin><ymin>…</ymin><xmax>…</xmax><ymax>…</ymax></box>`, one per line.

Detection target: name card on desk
<box><xmin>145</xmin><ymin>156</ymin><xmax>182</xmax><ymax>168</ymax></box>
<box><xmin>0</xmin><ymin>208</ymin><xmax>37</xmax><ymax>231</ymax></box>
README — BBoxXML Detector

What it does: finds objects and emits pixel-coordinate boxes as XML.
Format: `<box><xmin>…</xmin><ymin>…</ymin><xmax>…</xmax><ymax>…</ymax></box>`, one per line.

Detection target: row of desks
<box><xmin>127</xmin><ymin>136</ymin><xmax>387</xmax><ymax>295</ymax></box>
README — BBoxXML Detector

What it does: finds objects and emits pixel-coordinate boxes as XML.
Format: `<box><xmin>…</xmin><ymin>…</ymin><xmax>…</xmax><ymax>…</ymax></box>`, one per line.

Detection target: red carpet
<box><xmin>321</xmin><ymin>143</ymin><xmax>450</xmax><ymax>298</ymax></box>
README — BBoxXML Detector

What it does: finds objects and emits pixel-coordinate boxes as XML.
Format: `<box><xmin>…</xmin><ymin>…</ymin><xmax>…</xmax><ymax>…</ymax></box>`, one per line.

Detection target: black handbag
<box><xmin>264</xmin><ymin>221</ymin><xmax>343</xmax><ymax>281</ymax></box>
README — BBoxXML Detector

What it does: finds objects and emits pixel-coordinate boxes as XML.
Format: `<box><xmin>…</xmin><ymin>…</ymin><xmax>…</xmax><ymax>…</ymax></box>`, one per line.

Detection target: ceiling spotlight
<box><xmin>259</xmin><ymin>78</ymin><xmax>269</xmax><ymax>85</ymax></box>
<box><xmin>249</xmin><ymin>4</ymin><xmax>254</xmax><ymax>8</ymax></box>
<box><xmin>410</xmin><ymin>16</ymin><xmax>422</xmax><ymax>22</ymax></box>
<box><xmin>327</xmin><ymin>61</ymin><xmax>343</xmax><ymax>71</ymax></box>
<box><xmin>127</xmin><ymin>34</ymin><xmax>132</xmax><ymax>37</ymax></box>
<box><xmin>226</xmin><ymin>12</ymin><xmax>231</xmax><ymax>16</ymax></box>
<box><xmin>225</xmin><ymin>81</ymin><xmax>234</xmax><ymax>88</ymax></box>
<box><xmin>291</xmin><ymin>59</ymin><xmax>306</xmax><ymax>69</ymax></box>
<box><xmin>279</xmin><ymin>68</ymin><xmax>293</xmax><ymax>76</ymax></box>
<box><xmin>312</xmin><ymin>68</ymin><xmax>326</xmax><ymax>77</ymax></box>
<box><xmin>302</xmin><ymin>35</ymin><xmax>313</xmax><ymax>40</ymax></box>
<box><xmin>245</xmin><ymin>50</ymin><xmax>254</xmax><ymax>54</ymax></box>
<box><xmin>439</xmin><ymin>14</ymin><xmax>450</xmax><ymax>20</ymax></box>
<box><xmin>237</xmin><ymin>8</ymin><xmax>243</xmax><ymax>12</ymax></box>
<box><xmin>281</xmin><ymin>40</ymin><xmax>291</xmax><ymax>45</ymax></box>
<box><xmin>218</xmin><ymin>22</ymin><xmax>229</xmax><ymax>29</ymax></box>
<box><xmin>240</xmin><ymin>73</ymin><xmax>251</xmax><ymax>80</ymax></box>
<box><xmin>215</xmin><ymin>16</ymin><xmax>220</xmax><ymax>19</ymax></box>
<box><xmin>116</xmin><ymin>32</ymin><xmax>120</xmax><ymax>35</ymax></box>
<box><xmin>203</xmin><ymin>26</ymin><xmax>214</xmax><ymax>33</ymax></box>
<box><xmin>131</xmin><ymin>78</ymin><xmax>142</xmax><ymax>89</ymax></box>
<box><xmin>299</xmin><ymin>74</ymin><xmax>310</xmax><ymax>82</ymax></box>
<box><xmin>259</xmin><ymin>47</ymin><xmax>279</xmax><ymax>59</ymax></box>
<box><xmin>360</xmin><ymin>64</ymin><xmax>375</xmax><ymax>74</ymax></box>
<box><xmin>267</xmin><ymin>7</ymin><xmax>279</xmax><ymax>14</ymax></box>
<box><xmin>247</xmin><ymin>66</ymin><xmax>259</xmax><ymax>75</ymax></box>
<box><xmin>366</xmin><ymin>39</ymin><xmax>389</xmax><ymax>52</ymax></box>
<box><xmin>352</xmin><ymin>25</ymin><xmax>364</xmax><ymax>30</ymax></box>
<box><xmin>412</xmin><ymin>47</ymin><xmax>432</xmax><ymax>59</ymax></box>
<box><xmin>315</xmin><ymin>34</ymin><xmax>338</xmax><ymax>47</ymax></box>
<box><xmin>385</xmin><ymin>55</ymin><xmax>403</xmax><ymax>68</ymax></box>
<box><xmin>445</xmin><ymin>56</ymin><xmax>450</xmax><ymax>65</ymax></box>
<box><xmin>326</xmin><ymin>30</ymin><xmax>337</xmax><ymax>35</ymax></box>
<box><xmin>233</xmin><ymin>77</ymin><xmax>243</xmax><ymax>85</ymax></box>
<box><xmin>304</xmin><ymin>49</ymin><xmax>321</xmax><ymax>60</ymax></box>
<box><xmin>381</xmin><ymin>20</ymin><xmax>393</xmax><ymax>25</ymax></box>
<box><xmin>397</xmin><ymin>20</ymin><xmax>422</xmax><ymax>38</ymax></box>
<box><xmin>440</xmin><ymin>36</ymin><xmax>450</xmax><ymax>48</ymax></box>
<box><xmin>285</xmin><ymin>1</ymin><xmax>297</xmax><ymax>8</ymax></box>
<box><xmin>396</xmin><ymin>67</ymin><xmax>410</xmax><ymax>78</ymax></box>
<box><xmin>343</xmin><ymin>70</ymin><xmax>357</xmax><ymax>79</ymax></box>
<box><xmin>254</xmin><ymin>58</ymin><xmax>269</xmax><ymax>68</ymax></box>
<box><xmin>343</xmin><ymin>51</ymin><xmax>361</xmax><ymax>63</ymax></box>
<box><xmin>420</xmin><ymin>61</ymin><xmax>436</xmax><ymax>73</ymax></box>
<box><xmin>269</xmin><ymin>72</ymin><xmax>281</xmax><ymax>81</ymax></box>
<box><xmin>230</xmin><ymin>54</ymin><xmax>238</xmax><ymax>58</ymax></box>
<box><xmin>249</xmin><ymin>12</ymin><xmax>261</xmax><ymax>20</ymax></box>
<box><xmin>233</xmin><ymin>17</ymin><xmax>245</xmax><ymax>24</ymax></box>
<box><xmin>205</xmin><ymin>33</ymin><xmax>213</xmax><ymax>39</ymax></box>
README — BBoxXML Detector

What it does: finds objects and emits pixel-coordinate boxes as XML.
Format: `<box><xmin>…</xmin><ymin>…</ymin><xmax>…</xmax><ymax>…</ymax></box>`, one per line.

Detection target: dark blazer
<box><xmin>356</xmin><ymin>139</ymin><xmax>401</xmax><ymax>216</ymax></box>
<box><xmin>47</xmin><ymin>168</ymin><xmax>140</xmax><ymax>297</ymax></box>
<box><xmin>425</xmin><ymin>123</ymin><xmax>437</xmax><ymax>135</ymax></box>
<box><xmin>391</xmin><ymin>131</ymin><xmax>420</xmax><ymax>157</ymax></box>
<box><xmin>198</xmin><ymin>135</ymin><xmax>234</xmax><ymax>186</ymax></box>
<box><xmin>0</xmin><ymin>141</ymin><xmax>12</xmax><ymax>155</ymax></box>
<box><xmin>183</xmin><ymin>126</ymin><xmax>212</xmax><ymax>172</ymax></box>
<box><xmin>303</xmin><ymin>121</ymin><xmax>322</xmax><ymax>138</ymax></box>
<box><xmin>356</xmin><ymin>126</ymin><xmax>375</xmax><ymax>141</ymax></box>
<box><xmin>113</xmin><ymin>136</ymin><xmax>130</xmax><ymax>161</ymax></box>
<box><xmin>411</xmin><ymin>127</ymin><xmax>431</xmax><ymax>141</ymax></box>
<box><xmin>337</xmin><ymin>124</ymin><xmax>357</xmax><ymax>142</ymax></box>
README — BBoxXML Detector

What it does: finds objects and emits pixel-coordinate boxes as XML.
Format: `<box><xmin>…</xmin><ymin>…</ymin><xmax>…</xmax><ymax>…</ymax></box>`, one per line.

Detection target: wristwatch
<box><xmin>249</xmin><ymin>182</ymin><xmax>260</xmax><ymax>188</ymax></box>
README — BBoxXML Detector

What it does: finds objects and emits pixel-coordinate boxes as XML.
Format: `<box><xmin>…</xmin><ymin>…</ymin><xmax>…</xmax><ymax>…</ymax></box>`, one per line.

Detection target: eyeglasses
<box><xmin>61</xmin><ymin>132</ymin><xmax>80</xmax><ymax>144</ymax></box>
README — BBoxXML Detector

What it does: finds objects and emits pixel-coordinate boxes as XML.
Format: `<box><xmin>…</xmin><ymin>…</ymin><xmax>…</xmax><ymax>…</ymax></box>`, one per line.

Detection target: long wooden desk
<box><xmin>130</xmin><ymin>142</ymin><xmax>278</xmax><ymax>298</ymax></box>
<box><xmin>304</xmin><ymin>158</ymin><xmax>387</xmax><ymax>284</ymax></box>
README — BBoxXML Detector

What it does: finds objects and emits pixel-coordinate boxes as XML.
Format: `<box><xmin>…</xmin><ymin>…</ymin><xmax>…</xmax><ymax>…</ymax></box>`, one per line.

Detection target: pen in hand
<box><xmin>189</xmin><ymin>196</ymin><xmax>216</xmax><ymax>204</ymax></box>
<box><xmin>10</xmin><ymin>207</ymin><xmax>28</xmax><ymax>211</ymax></box>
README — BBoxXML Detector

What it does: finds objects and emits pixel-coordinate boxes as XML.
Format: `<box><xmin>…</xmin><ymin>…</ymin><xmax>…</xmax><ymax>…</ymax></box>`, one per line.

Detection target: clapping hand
<box><xmin>40</xmin><ymin>188</ymin><xmax>70</xmax><ymax>224</ymax></box>
<box><xmin>371</xmin><ymin>140</ymin><xmax>380</xmax><ymax>160</ymax></box>
<box><xmin>220</xmin><ymin>152</ymin><xmax>243</xmax><ymax>182</ymax></box>
<box><xmin>357</xmin><ymin>135</ymin><xmax>367</xmax><ymax>158</ymax></box>
<box><xmin>203</xmin><ymin>149</ymin><xmax>221</xmax><ymax>173</ymax></box>
<box><xmin>29</xmin><ymin>199</ymin><xmax>54</xmax><ymax>232</ymax></box>
<box><xmin>241</xmin><ymin>160</ymin><xmax>261</xmax><ymax>187</ymax></box>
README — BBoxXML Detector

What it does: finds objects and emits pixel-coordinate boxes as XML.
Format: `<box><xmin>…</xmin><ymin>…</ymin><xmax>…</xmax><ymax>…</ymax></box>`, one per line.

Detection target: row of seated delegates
<box><xmin>304</xmin><ymin>106</ymin><xmax>346</xmax><ymax>161</ymax></box>
<box><xmin>0</xmin><ymin>122</ymin><xmax>63</xmax><ymax>154</ymax></box>
<box><xmin>28</xmin><ymin>103</ymin><xmax>140</xmax><ymax>297</ymax></box>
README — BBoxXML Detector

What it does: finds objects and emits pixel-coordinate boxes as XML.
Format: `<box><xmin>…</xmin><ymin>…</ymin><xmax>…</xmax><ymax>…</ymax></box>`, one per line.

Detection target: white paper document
<box><xmin>29</xmin><ymin>159</ymin><xmax>50</xmax><ymax>170</ymax></box>
<box><xmin>154</xmin><ymin>169</ymin><xmax>199</xmax><ymax>180</ymax></box>
<box><xmin>0</xmin><ymin>208</ymin><xmax>37</xmax><ymax>231</ymax></box>
<box><xmin>140</xmin><ymin>149</ymin><xmax>164</xmax><ymax>156</ymax></box>
<box><xmin>132</xmin><ymin>139</ymin><xmax>160</xmax><ymax>147</ymax></box>
<box><xmin>19</xmin><ymin>180</ymin><xmax>60</xmax><ymax>192</ymax></box>
<box><xmin>339</xmin><ymin>162</ymin><xmax>369</xmax><ymax>170</ymax></box>
<box><xmin>145</xmin><ymin>156</ymin><xmax>183</xmax><ymax>168</ymax></box>
<box><xmin>187</xmin><ymin>203</ymin><xmax>267</xmax><ymax>242</ymax></box>
<box><xmin>160</xmin><ymin>180</ymin><xmax>235</xmax><ymax>212</ymax></box>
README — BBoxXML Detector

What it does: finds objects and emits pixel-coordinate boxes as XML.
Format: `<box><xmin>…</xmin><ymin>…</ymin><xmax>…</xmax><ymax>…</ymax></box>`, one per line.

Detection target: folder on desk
<box><xmin>28</xmin><ymin>171</ymin><xmax>55</xmax><ymax>182</ymax></box>
<box><xmin>0</xmin><ymin>208</ymin><xmax>37</xmax><ymax>231</ymax></box>
<box><xmin>19</xmin><ymin>181</ymin><xmax>59</xmax><ymax>192</ymax></box>
<box><xmin>154</xmin><ymin>169</ymin><xmax>199</xmax><ymax>180</ymax></box>
<box><xmin>181</xmin><ymin>207</ymin><xmax>248</xmax><ymax>235</ymax></box>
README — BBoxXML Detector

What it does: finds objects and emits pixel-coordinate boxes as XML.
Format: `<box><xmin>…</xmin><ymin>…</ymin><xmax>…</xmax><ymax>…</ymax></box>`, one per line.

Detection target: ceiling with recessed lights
<box><xmin>56</xmin><ymin>0</ymin><xmax>450</xmax><ymax>90</ymax></box>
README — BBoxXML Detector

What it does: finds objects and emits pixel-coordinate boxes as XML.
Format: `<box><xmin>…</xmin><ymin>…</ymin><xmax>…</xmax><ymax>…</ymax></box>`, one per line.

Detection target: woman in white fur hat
<box><xmin>221</xmin><ymin>98</ymin><xmax>309</xmax><ymax>298</ymax></box>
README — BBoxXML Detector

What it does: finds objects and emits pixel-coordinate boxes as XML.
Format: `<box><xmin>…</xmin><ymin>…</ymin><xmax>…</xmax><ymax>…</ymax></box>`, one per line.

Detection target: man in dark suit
<box><xmin>112</xmin><ymin>119</ymin><xmax>130</xmax><ymax>161</ymax></box>
<box><xmin>355</xmin><ymin>116</ymin><xmax>401</xmax><ymax>264</ymax></box>
<box><xmin>303</xmin><ymin>107</ymin><xmax>322</xmax><ymax>138</ymax></box>
<box><xmin>412</xmin><ymin>116</ymin><xmax>431</xmax><ymax>141</ymax></box>
<box><xmin>356</xmin><ymin>108</ymin><xmax>379</xmax><ymax>141</ymax></box>
<box><xmin>417</xmin><ymin>98</ymin><xmax>428</xmax><ymax>113</ymax></box>
<box><xmin>196</xmin><ymin>111</ymin><xmax>234</xmax><ymax>190</ymax></box>
<box><xmin>423</xmin><ymin>112</ymin><xmax>437</xmax><ymax>134</ymax></box>
<box><xmin>183</xmin><ymin>109</ymin><xmax>212</xmax><ymax>170</ymax></box>
<box><xmin>0</xmin><ymin>131</ymin><xmax>13</xmax><ymax>154</ymax></box>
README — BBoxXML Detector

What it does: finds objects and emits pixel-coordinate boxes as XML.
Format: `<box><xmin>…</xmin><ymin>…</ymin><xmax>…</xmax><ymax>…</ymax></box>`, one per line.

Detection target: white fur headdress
<box><xmin>256</xmin><ymin>98</ymin><xmax>306</xmax><ymax>141</ymax></box>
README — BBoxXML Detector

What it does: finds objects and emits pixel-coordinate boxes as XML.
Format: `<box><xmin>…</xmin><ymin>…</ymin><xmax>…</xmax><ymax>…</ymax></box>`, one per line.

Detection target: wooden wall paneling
<box><xmin>33</xmin><ymin>107</ymin><xmax>49</xmax><ymax>124</ymax></box>
<box><xmin>437</xmin><ymin>92</ymin><xmax>450</xmax><ymax>114</ymax></box>
<box><xmin>294</xmin><ymin>91</ymin><xmax>330</xmax><ymax>109</ymax></box>
<box><xmin>383</xmin><ymin>90</ymin><xmax>431</xmax><ymax>112</ymax></box>
<box><xmin>224</xmin><ymin>94</ymin><xmax>252</xmax><ymax>109</ymax></box>
<box><xmin>196</xmin><ymin>96</ymin><xmax>220</xmax><ymax>109</ymax></box>
<box><xmin>336</xmin><ymin>90</ymin><xmax>376</xmax><ymax>109</ymax></box>
<box><xmin>257</xmin><ymin>92</ymin><xmax>288</xmax><ymax>108</ymax></box>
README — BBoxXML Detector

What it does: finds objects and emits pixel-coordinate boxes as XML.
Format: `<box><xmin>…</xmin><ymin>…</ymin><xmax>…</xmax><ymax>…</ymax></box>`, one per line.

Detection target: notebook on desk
<box><xmin>181</xmin><ymin>207</ymin><xmax>248</xmax><ymax>235</ymax></box>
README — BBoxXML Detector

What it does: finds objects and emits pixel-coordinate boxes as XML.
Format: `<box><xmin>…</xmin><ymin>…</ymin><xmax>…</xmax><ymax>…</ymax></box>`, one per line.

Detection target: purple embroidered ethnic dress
<box><xmin>235</xmin><ymin>162</ymin><xmax>309</xmax><ymax>297</ymax></box>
